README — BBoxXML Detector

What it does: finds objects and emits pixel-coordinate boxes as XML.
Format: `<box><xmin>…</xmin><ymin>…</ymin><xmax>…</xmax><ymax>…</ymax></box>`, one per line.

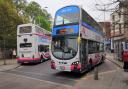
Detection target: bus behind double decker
<box><xmin>51</xmin><ymin>5</ymin><xmax>105</xmax><ymax>73</ymax></box>
<box><xmin>17</xmin><ymin>24</ymin><xmax>51</xmax><ymax>64</ymax></box>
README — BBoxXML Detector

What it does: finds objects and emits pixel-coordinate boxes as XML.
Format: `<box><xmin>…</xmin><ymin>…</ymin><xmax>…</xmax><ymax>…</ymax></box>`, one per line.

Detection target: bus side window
<box><xmin>38</xmin><ymin>45</ymin><xmax>44</xmax><ymax>52</ymax></box>
<box><xmin>96</xmin><ymin>42</ymin><xmax>100</xmax><ymax>52</ymax></box>
<box><xmin>44</xmin><ymin>46</ymin><xmax>49</xmax><ymax>52</ymax></box>
<box><xmin>88</xmin><ymin>40</ymin><xmax>93</xmax><ymax>54</ymax></box>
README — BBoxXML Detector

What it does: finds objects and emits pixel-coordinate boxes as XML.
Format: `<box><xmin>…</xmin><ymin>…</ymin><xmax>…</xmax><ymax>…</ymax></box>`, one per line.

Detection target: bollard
<box><xmin>94</xmin><ymin>66</ymin><xmax>98</xmax><ymax>80</ymax></box>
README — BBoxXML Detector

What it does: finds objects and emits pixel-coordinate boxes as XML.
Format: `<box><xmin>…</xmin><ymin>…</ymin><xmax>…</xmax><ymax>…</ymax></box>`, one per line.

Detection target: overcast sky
<box><xmin>27</xmin><ymin>0</ymin><xmax>116</xmax><ymax>22</ymax></box>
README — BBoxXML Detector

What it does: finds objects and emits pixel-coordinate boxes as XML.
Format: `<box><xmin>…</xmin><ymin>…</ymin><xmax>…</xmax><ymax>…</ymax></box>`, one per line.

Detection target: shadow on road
<box><xmin>53</xmin><ymin>62</ymin><xmax>104</xmax><ymax>79</ymax></box>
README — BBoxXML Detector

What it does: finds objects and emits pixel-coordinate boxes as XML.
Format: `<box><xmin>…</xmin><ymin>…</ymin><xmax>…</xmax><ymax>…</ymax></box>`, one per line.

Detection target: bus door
<box><xmin>80</xmin><ymin>39</ymin><xmax>88</xmax><ymax>71</ymax></box>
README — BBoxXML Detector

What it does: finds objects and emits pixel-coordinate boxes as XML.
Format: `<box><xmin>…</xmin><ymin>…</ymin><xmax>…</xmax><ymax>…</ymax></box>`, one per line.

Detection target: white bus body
<box><xmin>51</xmin><ymin>5</ymin><xmax>105</xmax><ymax>73</ymax></box>
<box><xmin>17</xmin><ymin>24</ymin><xmax>51</xmax><ymax>64</ymax></box>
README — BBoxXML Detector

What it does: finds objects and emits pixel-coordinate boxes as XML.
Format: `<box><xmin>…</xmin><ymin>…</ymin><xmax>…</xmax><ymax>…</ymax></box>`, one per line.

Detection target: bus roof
<box><xmin>55</xmin><ymin>5</ymin><xmax>80</xmax><ymax>15</ymax></box>
<box><xmin>17</xmin><ymin>23</ymin><xmax>51</xmax><ymax>35</ymax></box>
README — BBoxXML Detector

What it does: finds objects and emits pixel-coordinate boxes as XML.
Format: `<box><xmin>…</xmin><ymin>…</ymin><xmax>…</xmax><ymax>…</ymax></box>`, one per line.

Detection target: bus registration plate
<box><xmin>59</xmin><ymin>66</ymin><xmax>65</xmax><ymax>70</ymax></box>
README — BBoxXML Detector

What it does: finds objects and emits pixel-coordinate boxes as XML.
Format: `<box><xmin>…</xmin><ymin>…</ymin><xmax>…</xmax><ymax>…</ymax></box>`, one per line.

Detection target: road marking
<box><xmin>17</xmin><ymin>66</ymin><xmax>23</xmax><ymax>68</ymax></box>
<box><xmin>10</xmin><ymin>70</ymin><xmax>79</xmax><ymax>82</ymax></box>
<box><xmin>0</xmin><ymin>71</ymin><xmax>72</xmax><ymax>88</ymax></box>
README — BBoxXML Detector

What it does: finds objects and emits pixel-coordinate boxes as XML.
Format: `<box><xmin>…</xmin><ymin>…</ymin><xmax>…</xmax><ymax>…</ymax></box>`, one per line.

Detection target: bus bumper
<box><xmin>17</xmin><ymin>58</ymin><xmax>40</xmax><ymax>64</ymax></box>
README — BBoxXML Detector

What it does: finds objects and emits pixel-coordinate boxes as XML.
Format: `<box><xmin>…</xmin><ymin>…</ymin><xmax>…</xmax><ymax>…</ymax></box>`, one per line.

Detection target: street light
<box><xmin>95</xmin><ymin>4</ymin><xmax>107</xmax><ymax>51</ymax></box>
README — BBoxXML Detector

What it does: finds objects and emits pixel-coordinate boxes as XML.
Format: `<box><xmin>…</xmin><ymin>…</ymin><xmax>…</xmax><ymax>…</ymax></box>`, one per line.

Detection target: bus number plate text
<box><xmin>59</xmin><ymin>66</ymin><xmax>65</xmax><ymax>70</ymax></box>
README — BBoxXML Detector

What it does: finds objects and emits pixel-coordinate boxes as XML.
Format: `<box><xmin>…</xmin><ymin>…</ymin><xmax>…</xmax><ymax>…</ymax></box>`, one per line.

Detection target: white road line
<box><xmin>10</xmin><ymin>70</ymin><xmax>79</xmax><ymax>82</ymax></box>
<box><xmin>0</xmin><ymin>71</ymin><xmax>72</xmax><ymax>88</ymax></box>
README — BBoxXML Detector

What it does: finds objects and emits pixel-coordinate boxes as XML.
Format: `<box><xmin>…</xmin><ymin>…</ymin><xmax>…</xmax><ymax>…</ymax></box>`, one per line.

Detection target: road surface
<box><xmin>0</xmin><ymin>59</ymin><xmax>119</xmax><ymax>89</ymax></box>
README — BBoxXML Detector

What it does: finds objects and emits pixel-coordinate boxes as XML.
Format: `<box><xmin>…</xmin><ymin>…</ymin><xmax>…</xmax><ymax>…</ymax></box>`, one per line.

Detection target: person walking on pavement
<box><xmin>12</xmin><ymin>48</ymin><xmax>16</xmax><ymax>59</ymax></box>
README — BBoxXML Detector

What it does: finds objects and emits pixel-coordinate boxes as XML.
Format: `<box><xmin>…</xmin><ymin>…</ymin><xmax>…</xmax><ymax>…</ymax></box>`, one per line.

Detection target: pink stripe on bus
<box><xmin>17</xmin><ymin>58</ymin><xmax>40</xmax><ymax>61</ymax></box>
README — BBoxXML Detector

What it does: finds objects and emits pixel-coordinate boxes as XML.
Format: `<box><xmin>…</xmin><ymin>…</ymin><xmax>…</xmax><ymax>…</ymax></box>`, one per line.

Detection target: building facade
<box><xmin>99</xmin><ymin>22</ymin><xmax>111</xmax><ymax>52</ymax></box>
<box><xmin>110</xmin><ymin>0</ymin><xmax>128</xmax><ymax>61</ymax></box>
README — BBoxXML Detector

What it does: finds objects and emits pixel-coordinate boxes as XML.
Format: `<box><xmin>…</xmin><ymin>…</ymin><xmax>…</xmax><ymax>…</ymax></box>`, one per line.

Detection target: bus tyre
<box><xmin>89</xmin><ymin>59</ymin><xmax>93</xmax><ymax>70</ymax></box>
<box><xmin>101</xmin><ymin>56</ymin><xmax>105</xmax><ymax>63</ymax></box>
<box><xmin>40</xmin><ymin>55</ymin><xmax>44</xmax><ymax>63</ymax></box>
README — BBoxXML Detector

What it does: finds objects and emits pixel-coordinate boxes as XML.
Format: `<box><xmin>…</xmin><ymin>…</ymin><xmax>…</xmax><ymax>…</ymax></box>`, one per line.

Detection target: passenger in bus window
<box><xmin>54</xmin><ymin>41</ymin><xmax>61</xmax><ymax>49</ymax></box>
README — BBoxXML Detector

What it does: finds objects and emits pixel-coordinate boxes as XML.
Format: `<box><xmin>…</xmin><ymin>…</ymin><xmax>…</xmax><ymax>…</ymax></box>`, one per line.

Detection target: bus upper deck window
<box><xmin>19</xmin><ymin>26</ymin><xmax>32</xmax><ymax>34</ymax></box>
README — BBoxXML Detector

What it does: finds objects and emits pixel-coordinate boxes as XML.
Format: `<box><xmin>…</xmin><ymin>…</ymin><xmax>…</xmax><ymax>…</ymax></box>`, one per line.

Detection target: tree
<box><xmin>0</xmin><ymin>0</ymin><xmax>24</xmax><ymax>48</ymax></box>
<box><xmin>13</xmin><ymin>0</ymin><xmax>29</xmax><ymax>23</ymax></box>
<box><xmin>25</xmin><ymin>1</ymin><xmax>51</xmax><ymax>31</ymax></box>
<box><xmin>0</xmin><ymin>0</ymin><xmax>52</xmax><ymax>49</ymax></box>
<box><xmin>35</xmin><ymin>16</ymin><xmax>51</xmax><ymax>31</ymax></box>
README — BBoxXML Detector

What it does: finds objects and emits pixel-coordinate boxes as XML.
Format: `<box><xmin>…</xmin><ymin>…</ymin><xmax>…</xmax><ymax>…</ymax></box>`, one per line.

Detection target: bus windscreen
<box><xmin>52</xmin><ymin>36</ymin><xmax>78</xmax><ymax>60</ymax></box>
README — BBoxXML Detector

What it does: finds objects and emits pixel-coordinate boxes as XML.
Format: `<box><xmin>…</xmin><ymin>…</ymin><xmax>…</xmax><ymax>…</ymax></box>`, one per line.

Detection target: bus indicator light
<box><xmin>69</xmin><ymin>28</ymin><xmax>73</xmax><ymax>33</ymax></box>
<box><xmin>77</xmin><ymin>36</ymin><xmax>81</xmax><ymax>44</ymax></box>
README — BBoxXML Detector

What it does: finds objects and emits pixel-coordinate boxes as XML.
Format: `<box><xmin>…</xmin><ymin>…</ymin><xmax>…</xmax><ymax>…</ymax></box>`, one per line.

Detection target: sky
<box><xmin>27</xmin><ymin>0</ymin><xmax>116</xmax><ymax>22</ymax></box>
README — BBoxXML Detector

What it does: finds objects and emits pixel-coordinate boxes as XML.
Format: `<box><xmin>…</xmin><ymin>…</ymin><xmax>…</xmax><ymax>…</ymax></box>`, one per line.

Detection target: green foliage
<box><xmin>25</xmin><ymin>1</ymin><xmax>51</xmax><ymax>30</ymax></box>
<box><xmin>0</xmin><ymin>0</ymin><xmax>24</xmax><ymax>48</ymax></box>
<box><xmin>0</xmin><ymin>0</ymin><xmax>52</xmax><ymax>48</ymax></box>
<box><xmin>13</xmin><ymin>0</ymin><xmax>29</xmax><ymax>23</ymax></box>
<box><xmin>35</xmin><ymin>16</ymin><xmax>51</xmax><ymax>31</ymax></box>
<box><xmin>25</xmin><ymin>1</ymin><xmax>51</xmax><ymax>31</ymax></box>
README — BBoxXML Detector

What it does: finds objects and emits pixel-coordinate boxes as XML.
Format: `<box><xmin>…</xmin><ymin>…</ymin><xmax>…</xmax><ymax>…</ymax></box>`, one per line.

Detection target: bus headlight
<box><xmin>71</xmin><ymin>61</ymin><xmax>81</xmax><ymax>71</ymax></box>
<box><xmin>72</xmin><ymin>61</ymin><xmax>79</xmax><ymax>65</ymax></box>
<box><xmin>77</xmin><ymin>36</ymin><xmax>81</xmax><ymax>44</ymax></box>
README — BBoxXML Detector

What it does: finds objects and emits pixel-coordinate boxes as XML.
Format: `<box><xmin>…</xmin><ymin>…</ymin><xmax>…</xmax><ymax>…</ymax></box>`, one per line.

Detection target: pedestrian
<box><xmin>12</xmin><ymin>48</ymin><xmax>16</xmax><ymax>59</ymax></box>
<box><xmin>122</xmin><ymin>49</ymin><xmax>128</xmax><ymax>72</ymax></box>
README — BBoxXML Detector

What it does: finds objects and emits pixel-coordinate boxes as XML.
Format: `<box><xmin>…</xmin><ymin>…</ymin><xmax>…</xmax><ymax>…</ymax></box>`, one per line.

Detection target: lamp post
<box><xmin>93</xmin><ymin>4</ymin><xmax>107</xmax><ymax>80</ymax></box>
<box><xmin>95</xmin><ymin>4</ymin><xmax>107</xmax><ymax>51</ymax></box>
<box><xmin>95</xmin><ymin>4</ymin><xmax>106</xmax><ymax>30</ymax></box>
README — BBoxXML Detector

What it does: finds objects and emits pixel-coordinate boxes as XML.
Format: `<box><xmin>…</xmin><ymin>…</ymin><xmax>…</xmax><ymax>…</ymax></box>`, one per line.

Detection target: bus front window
<box><xmin>52</xmin><ymin>36</ymin><xmax>78</xmax><ymax>60</ymax></box>
<box><xmin>55</xmin><ymin>12</ymin><xmax>79</xmax><ymax>26</ymax></box>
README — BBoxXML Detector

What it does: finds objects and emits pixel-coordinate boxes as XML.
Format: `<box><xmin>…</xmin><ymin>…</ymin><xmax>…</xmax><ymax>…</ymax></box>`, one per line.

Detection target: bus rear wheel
<box><xmin>40</xmin><ymin>55</ymin><xmax>44</xmax><ymax>63</ymax></box>
<box><xmin>89</xmin><ymin>59</ymin><xmax>93</xmax><ymax>70</ymax></box>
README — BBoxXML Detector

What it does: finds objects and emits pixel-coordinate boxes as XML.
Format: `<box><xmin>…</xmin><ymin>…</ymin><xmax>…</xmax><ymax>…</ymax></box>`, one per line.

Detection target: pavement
<box><xmin>106</xmin><ymin>53</ymin><xmax>123</xmax><ymax>68</ymax></box>
<box><xmin>70</xmin><ymin>53</ymin><xmax>128</xmax><ymax>89</ymax></box>
<box><xmin>0</xmin><ymin>59</ymin><xmax>19</xmax><ymax>71</ymax></box>
<box><xmin>72</xmin><ymin>69</ymin><xmax>128</xmax><ymax>89</ymax></box>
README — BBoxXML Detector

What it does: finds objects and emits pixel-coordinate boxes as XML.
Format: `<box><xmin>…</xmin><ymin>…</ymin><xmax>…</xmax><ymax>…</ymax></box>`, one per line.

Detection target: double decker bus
<box><xmin>17</xmin><ymin>24</ymin><xmax>51</xmax><ymax>64</ymax></box>
<box><xmin>51</xmin><ymin>5</ymin><xmax>105</xmax><ymax>73</ymax></box>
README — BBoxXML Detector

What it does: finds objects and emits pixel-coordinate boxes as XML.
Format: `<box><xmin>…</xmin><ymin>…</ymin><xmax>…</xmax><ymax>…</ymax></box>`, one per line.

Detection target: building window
<box><xmin>118</xmin><ymin>13</ymin><xmax>121</xmax><ymax>19</ymax></box>
<box><xmin>119</xmin><ymin>24</ymin><xmax>121</xmax><ymax>34</ymax></box>
<box><xmin>112</xmin><ymin>15</ymin><xmax>115</xmax><ymax>21</ymax></box>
